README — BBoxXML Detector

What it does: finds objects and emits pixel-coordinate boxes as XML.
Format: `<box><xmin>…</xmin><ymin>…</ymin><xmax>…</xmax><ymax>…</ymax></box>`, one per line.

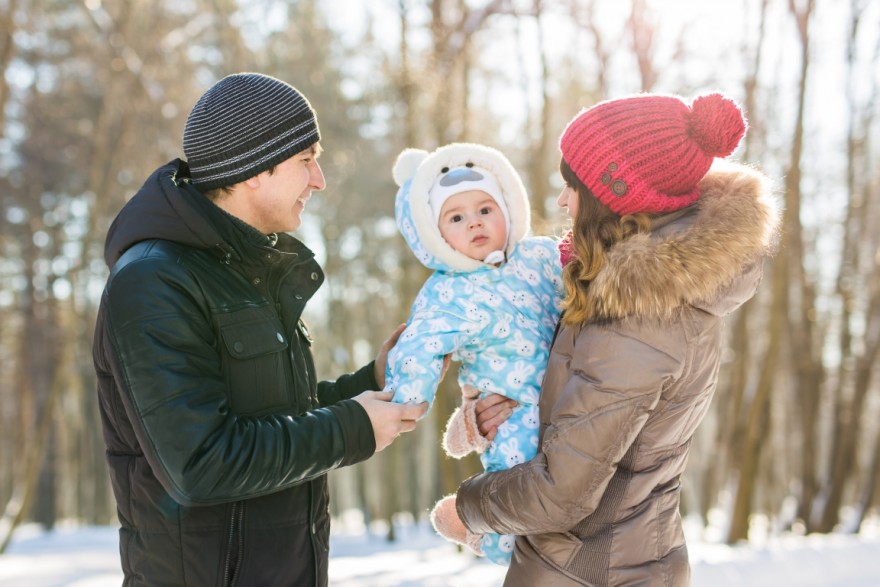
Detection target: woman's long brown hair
<box><xmin>559</xmin><ymin>159</ymin><xmax>651</xmax><ymax>326</ymax></box>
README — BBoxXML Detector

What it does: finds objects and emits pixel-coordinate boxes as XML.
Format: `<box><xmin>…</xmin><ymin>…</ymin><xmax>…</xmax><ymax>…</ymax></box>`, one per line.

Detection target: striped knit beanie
<box><xmin>183</xmin><ymin>72</ymin><xmax>320</xmax><ymax>190</ymax></box>
<box><xmin>559</xmin><ymin>92</ymin><xmax>746</xmax><ymax>216</ymax></box>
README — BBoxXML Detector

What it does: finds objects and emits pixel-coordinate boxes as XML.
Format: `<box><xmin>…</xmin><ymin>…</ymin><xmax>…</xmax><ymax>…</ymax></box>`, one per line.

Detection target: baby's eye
<box><xmin>479</xmin><ymin>207</ymin><xmax>493</xmax><ymax>215</ymax></box>
<box><xmin>450</xmin><ymin>214</ymin><xmax>464</xmax><ymax>223</ymax></box>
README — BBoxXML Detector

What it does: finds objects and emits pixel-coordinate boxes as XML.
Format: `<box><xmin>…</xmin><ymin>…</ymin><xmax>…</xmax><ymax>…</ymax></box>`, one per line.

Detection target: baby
<box><xmin>385</xmin><ymin>143</ymin><xmax>562</xmax><ymax>565</ymax></box>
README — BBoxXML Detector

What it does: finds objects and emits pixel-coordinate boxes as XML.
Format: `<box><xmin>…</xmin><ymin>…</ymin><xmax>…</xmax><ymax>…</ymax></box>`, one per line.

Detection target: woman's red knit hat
<box><xmin>559</xmin><ymin>92</ymin><xmax>747</xmax><ymax>216</ymax></box>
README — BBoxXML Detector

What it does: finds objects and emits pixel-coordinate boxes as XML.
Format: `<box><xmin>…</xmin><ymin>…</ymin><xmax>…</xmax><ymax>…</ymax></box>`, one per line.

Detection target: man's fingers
<box><xmin>383</xmin><ymin>323</ymin><xmax>406</xmax><ymax>350</ymax></box>
<box><xmin>372</xmin><ymin>391</ymin><xmax>394</xmax><ymax>402</ymax></box>
<box><xmin>399</xmin><ymin>419</ymin><xmax>417</xmax><ymax>434</ymax></box>
<box><xmin>402</xmin><ymin>401</ymin><xmax>428</xmax><ymax>420</ymax></box>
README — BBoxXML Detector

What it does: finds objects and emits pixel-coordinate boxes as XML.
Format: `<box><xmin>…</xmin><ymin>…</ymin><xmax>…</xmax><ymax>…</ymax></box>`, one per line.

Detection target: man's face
<box><xmin>437</xmin><ymin>190</ymin><xmax>507</xmax><ymax>261</ymax></box>
<box><xmin>248</xmin><ymin>144</ymin><xmax>325</xmax><ymax>233</ymax></box>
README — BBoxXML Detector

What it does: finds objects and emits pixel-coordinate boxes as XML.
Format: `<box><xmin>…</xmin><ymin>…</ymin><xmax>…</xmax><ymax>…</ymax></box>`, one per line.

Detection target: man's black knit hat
<box><xmin>183</xmin><ymin>72</ymin><xmax>320</xmax><ymax>190</ymax></box>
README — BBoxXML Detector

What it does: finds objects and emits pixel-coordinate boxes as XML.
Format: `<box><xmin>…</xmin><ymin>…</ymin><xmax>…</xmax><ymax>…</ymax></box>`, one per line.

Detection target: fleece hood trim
<box><xmin>392</xmin><ymin>143</ymin><xmax>531</xmax><ymax>273</ymax></box>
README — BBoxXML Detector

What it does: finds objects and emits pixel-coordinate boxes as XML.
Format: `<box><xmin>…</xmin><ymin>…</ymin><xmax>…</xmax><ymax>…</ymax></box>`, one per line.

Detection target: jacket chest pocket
<box><xmin>218</xmin><ymin>308</ymin><xmax>292</xmax><ymax>415</ymax></box>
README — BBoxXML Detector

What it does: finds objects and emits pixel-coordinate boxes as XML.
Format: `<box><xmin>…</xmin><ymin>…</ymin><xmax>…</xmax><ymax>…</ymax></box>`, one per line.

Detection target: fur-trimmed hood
<box><xmin>392</xmin><ymin>143</ymin><xmax>532</xmax><ymax>273</ymax></box>
<box><xmin>587</xmin><ymin>160</ymin><xmax>781</xmax><ymax>320</ymax></box>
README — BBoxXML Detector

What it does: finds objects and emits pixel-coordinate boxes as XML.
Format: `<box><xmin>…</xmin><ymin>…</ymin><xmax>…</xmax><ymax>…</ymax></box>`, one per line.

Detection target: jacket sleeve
<box><xmin>456</xmin><ymin>324</ymin><xmax>681</xmax><ymax>536</ymax></box>
<box><xmin>101</xmin><ymin>256</ymin><xmax>375</xmax><ymax>507</ymax></box>
<box><xmin>316</xmin><ymin>361</ymin><xmax>379</xmax><ymax>406</ymax></box>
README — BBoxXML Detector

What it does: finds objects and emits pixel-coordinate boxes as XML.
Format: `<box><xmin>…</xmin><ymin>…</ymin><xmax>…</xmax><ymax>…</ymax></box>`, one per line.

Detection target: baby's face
<box><xmin>438</xmin><ymin>190</ymin><xmax>507</xmax><ymax>261</ymax></box>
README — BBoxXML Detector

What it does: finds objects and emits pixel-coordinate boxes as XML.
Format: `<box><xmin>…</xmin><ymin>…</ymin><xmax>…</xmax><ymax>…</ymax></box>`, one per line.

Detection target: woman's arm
<box><xmin>456</xmin><ymin>326</ymin><xmax>682</xmax><ymax>536</ymax></box>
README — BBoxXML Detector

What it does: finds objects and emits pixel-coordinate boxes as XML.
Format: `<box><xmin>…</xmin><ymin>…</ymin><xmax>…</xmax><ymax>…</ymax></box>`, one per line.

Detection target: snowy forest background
<box><xmin>1</xmin><ymin>0</ymin><xmax>880</xmax><ymax>560</ymax></box>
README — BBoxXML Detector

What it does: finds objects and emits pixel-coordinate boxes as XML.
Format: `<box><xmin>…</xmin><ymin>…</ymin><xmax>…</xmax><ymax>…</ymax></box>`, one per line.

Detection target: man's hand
<box><xmin>373</xmin><ymin>323</ymin><xmax>406</xmax><ymax>389</ymax></box>
<box><xmin>354</xmin><ymin>391</ymin><xmax>428</xmax><ymax>452</ymax></box>
<box><xmin>474</xmin><ymin>393</ymin><xmax>517</xmax><ymax>441</ymax></box>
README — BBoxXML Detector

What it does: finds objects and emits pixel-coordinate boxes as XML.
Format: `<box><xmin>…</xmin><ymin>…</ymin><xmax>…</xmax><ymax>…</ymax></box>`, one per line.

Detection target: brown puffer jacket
<box><xmin>456</xmin><ymin>162</ymin><xmax>780</xmax><ymax>586</ymax></box>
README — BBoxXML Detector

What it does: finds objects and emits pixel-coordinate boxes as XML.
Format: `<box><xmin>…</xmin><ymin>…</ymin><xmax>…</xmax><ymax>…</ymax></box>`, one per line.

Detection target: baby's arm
<box><xmin>384</xmin><ymin>311</ymin><xmax>467</xmax><ymax>414</ymax></box>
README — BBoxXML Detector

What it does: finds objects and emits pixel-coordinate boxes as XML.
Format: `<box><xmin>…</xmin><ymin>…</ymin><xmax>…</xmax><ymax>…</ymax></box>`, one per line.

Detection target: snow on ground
<box><xmin>2</xmin><ymin>516</ymin><xmax>880</xmax><ymax>586</ymax></box>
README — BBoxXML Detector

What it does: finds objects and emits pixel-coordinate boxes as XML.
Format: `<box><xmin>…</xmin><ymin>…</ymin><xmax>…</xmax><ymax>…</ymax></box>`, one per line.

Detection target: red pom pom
<box><xmin>688</xmin><ymin>93</ymin><xmax>747</xmax><ymax>157</ymax></box>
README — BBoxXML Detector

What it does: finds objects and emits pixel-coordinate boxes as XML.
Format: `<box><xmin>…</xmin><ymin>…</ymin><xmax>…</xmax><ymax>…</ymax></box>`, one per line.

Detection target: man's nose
<box><xmin>311</xmin><ymin>161</ymin><xmax>326</xmax><ymax>191</ymax></box>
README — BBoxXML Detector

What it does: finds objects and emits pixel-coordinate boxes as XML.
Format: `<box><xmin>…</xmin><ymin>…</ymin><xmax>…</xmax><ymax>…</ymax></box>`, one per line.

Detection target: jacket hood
<box><xmin>392</xmin><ymin>143</ymin><xmax>531</xmax><ymax>272</ymax></box>
<box><xmin>104</xmin><ymin>159</ymin><xmax>227</xmax><ymax>268</ymax></box>
<box><xmin>587</xmin><ymin>160</ymin><xmax>781</xmax><ymax>320</ymax></box>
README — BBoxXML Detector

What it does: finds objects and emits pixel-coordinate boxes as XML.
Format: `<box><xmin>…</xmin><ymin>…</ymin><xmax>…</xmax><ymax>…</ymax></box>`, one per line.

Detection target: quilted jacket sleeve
<box><xmin>456</xmin><ymin>324</ymin><xmax>682</xmax><ymax>535</ymax></box>
<box><xmin>317</xmin><ymin>362</ymin><xmax>379</xmax><ymax>406</ymax></box>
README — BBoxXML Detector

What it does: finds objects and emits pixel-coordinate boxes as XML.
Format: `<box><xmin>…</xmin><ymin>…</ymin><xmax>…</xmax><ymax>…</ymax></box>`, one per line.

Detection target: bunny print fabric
<box><xmin>385</xmin><ymin>236</ymin><xmax>562</xmax><ymax>563</ymax></box>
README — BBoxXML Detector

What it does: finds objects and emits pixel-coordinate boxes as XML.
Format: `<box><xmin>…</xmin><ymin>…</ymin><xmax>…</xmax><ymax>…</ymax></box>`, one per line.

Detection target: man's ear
<box><xmin>243</xmin><ymin>173</ymin><xmax>262</xmax><ymax>189</ymax></box>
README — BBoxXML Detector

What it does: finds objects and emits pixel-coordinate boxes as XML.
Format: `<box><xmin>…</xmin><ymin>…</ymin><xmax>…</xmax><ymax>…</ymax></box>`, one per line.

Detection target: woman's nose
<box><xmin>556</xmin><ymin>188</ymin><xmax>567</xmax><ymax>207</ymax></box>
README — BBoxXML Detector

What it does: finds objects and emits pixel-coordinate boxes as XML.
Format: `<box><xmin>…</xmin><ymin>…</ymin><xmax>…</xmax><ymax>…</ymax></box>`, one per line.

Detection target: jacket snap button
<box><xmin>295</xmin><ymin>294</ymin><xmax>303</xmax><ymax>300</ymax></box>
<box><xmin>233</xmin><ymin>341</ymin><xmax>244</xmax><ymax>353</ymax></box>
<box><xmin>311</xmin><ymin>523</ymin><xmax>316</xmax><ymax>534</ymax></box>
<box><xmin>310</xmin><ymin>272</ymin><xmax>318</xmax><ymax>281</ymax></box>
<box><xmin>276</xmin><ymin>332</ymin><xmax>284</xmax><ymax>343</ymax></box>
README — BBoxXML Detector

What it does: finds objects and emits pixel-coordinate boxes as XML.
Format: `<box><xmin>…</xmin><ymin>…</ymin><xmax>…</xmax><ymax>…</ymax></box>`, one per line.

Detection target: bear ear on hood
<box><xmin>393</xmin><ymin>148</ymin><xmax>429</xmax><ymax>186</ymax></box>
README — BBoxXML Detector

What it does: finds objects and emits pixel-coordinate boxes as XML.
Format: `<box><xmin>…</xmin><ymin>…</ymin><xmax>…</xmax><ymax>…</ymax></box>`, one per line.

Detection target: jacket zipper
<box><xmin>223</xmin><ymin>501</ymin><xmax>245</xmax><ymax>587</ymax></box>
<box><xmin>309</xmin><ymin>481</ymin><xmax>319</xmax><ymax>587</ymax></box>
<box><xmin>298</xmin><ymin>331</ymin><xmax>317</xmax><ymax>407</ymax></box>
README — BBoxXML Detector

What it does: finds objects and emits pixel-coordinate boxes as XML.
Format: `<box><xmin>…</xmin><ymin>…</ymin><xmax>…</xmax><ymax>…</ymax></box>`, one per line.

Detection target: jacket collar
<box><xmin>104</xmin><ymin>159</ymin><xmax>315</xmax><ymax>269</ymax></box>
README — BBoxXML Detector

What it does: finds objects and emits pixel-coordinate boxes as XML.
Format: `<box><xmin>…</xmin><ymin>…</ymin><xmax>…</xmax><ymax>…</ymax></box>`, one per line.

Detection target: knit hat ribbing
<box><xmin>183</xmin><ymin>72</ymin><xmax>320</xmax><ymax>190</ymax></box>
<box><xmin>559</xmin><ymin>92</ymin><xmax>746</xmax><ymax>216</ymax></box>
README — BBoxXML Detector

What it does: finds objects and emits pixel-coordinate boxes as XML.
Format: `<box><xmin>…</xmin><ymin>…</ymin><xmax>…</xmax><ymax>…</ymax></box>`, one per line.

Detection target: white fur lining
<box><xmin>393</xmin><ymin>143</ymin><xmax>531</xmax><ymax>272</ymax></box>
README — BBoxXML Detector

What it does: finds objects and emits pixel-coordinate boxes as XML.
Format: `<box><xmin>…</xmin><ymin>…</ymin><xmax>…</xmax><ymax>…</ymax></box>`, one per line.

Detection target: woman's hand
<box><xmin>474</xmin><ymin>393</ymin><xmax>517</xmax><ymax>441</ymax></box>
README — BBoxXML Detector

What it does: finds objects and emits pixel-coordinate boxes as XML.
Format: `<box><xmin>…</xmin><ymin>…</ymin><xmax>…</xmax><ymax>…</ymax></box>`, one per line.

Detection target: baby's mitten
<box><xmin>430</xmin><ymin>495</ymin><xmax>483</xmax><ymax>556</ymax></box>
<box><xmin>442</xmin><ymin>385</ymin><xmax>491</xmax><ymax>458</ymax></box>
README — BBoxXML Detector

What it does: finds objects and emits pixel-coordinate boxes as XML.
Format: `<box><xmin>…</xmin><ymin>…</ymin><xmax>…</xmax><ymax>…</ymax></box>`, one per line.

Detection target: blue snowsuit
<box><xmin>385</xmin><ymin>143</ymin><xmax>562</xmax><ymax>564</ymax></box>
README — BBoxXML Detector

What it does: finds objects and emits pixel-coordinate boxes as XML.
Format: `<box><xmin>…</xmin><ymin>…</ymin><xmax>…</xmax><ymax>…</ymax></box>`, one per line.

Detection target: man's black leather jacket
<box><xmin>93</xmin><ymin>160</ymin><xmax>376</xmax><ymax>586</ymax></box>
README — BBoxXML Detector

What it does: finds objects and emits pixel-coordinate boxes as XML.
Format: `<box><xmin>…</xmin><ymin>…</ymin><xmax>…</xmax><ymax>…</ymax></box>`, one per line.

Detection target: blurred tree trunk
<box><xmin>627</xmin><ymin>0</ymin><xmax>657</xmax><ymax>92</ymax></box>
<box><xmin>0</xmin><ymin>217</ymin><xmax>62</xmax><ymax>550</ymax></box>
<box><xmin>0</xmin><ymin>0</ymin><xmax>17</xmax><ymax>136</ymax></box>
<box><xmin>729</xmin><ymin>0</ymin><xmax>817</xmax><ymax>543</ymax></box>
<box><xmin>819</xmin><ymin>0</ymin><xmax>876</xmax><ymax>534</ymax></box>
<box><xmin>784</xmin><ymin>0</ymin><xmax>820</xmax><ymax>534</ymax></box>
<box><xmin>703</xmin><ymin>0</ymin><xmax>769</xmax><ymax>527</ymax></box>
<box><xmin>850</xmin><ymin>0</ymin><xmax>880</xmax><ymax>531</ymax></box>
<box><xmin>520</xmin><ymin>0</ymin><xmax>552</xmax><ymax>225</ymax></box>
<box><xmin>726</xmin><ymin>252</ymin><xmax>784</xmax><ymax>543</ymax></box>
